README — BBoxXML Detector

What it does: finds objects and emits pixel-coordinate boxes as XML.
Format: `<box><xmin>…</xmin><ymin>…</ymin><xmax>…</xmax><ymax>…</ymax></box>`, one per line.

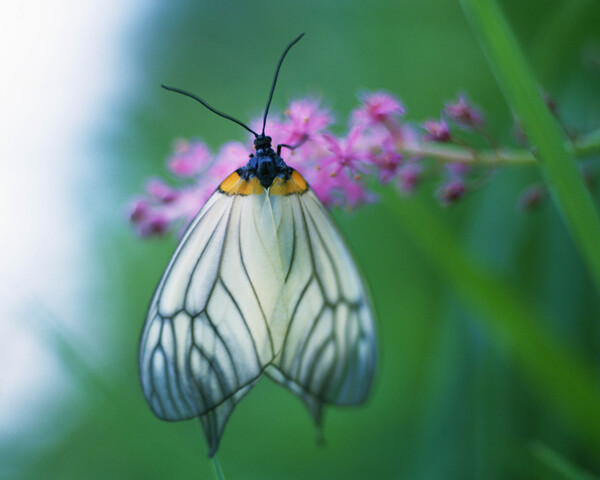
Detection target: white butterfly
<box><xmin>138</xmin><ymin>34</ymin><xmax>377</xmax><ymax>457</ymax></box>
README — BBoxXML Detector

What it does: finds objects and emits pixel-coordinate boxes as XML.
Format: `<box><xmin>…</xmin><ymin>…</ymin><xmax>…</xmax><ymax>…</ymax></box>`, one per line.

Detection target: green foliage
<box><xmin>384</xmin><ymin>190</ymin><xmax>600</xmax><ymax>457</ymax></box>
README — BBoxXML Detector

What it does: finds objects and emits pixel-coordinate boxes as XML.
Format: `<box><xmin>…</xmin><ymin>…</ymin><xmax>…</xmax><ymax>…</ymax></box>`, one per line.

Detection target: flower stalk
<box><xmin>403</xmin><ymin>126</ymin><xmax>600</xmax><ymax>167</ymax></box>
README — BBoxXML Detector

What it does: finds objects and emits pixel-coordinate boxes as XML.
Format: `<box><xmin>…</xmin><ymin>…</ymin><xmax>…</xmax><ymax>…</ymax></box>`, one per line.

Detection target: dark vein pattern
<box><xmin>139</xmin><ymin>179</ymin><xmax>376</xmax><ymax>456</ymax></box>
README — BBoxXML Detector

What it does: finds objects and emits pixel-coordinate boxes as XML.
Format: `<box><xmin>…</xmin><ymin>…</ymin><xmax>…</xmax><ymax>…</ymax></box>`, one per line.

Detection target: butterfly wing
<box><xmin>267</xmin><ymin>186</ymin><xmax>377</xmax><ymax>423</ymax></box>
<box><xmin>139</xmin><ymin>178</ymin><xmax>288</xmax><ymax>455</ymax></box>
<box><xmin>139</xmin><ymin>170</ymin><xmax>376</xmax><ymax>455</ymax></box>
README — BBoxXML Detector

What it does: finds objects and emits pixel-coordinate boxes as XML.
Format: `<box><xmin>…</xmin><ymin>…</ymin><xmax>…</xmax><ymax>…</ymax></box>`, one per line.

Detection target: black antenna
<box><xmin>261</xmin><ymin>33</ymin><xmax>305</xmax><ymax>136</ymax></box>
<box><xmin>161</xmin><ymin>85</ymin><xmax>259</xmax><ymax>137</ymax></box>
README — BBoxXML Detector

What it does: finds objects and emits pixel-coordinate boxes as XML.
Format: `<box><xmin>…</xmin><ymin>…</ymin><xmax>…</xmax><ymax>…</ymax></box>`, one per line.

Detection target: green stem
<box><xmin>459</xmin><ymin>0</ymin><xmax>600</xmax><ymax>294</ymax></box>
<box><xmin>402</xmin><ymin>126</ymin><xmax>600</xmax><ymax>166</ymax></box>
<box><xmin>212</xmin><ymin>455</ymin><xmax>226</xmax><ymax>480</ymax></box>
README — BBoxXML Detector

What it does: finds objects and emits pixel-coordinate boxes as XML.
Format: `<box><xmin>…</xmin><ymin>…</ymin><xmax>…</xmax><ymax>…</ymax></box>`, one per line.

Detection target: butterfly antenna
<box><xmin>161</xmin><ymin>85</ymin><xmax>259</xmax><ymax>137</ymax></box>
<box><xmin>261</xmin><ymin>33</ymin><xmax>305</xmax><ymax>136</ymax></box>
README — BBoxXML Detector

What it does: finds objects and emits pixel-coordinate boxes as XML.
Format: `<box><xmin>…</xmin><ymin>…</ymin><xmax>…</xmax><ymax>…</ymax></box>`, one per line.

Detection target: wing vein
<box><xmin>180</xmin><ymin>202</ymin><xmax>233</xmax><ymax>313</ymax></box>
<box><xmin>237</xmin><ymin>202</ymin><xmax>274</xmax><ymax>356</ymax></box>
<box><xmin>218</xmin><ymin>278</ymin><xmax>262</xmax><ymax>368</ymax></box>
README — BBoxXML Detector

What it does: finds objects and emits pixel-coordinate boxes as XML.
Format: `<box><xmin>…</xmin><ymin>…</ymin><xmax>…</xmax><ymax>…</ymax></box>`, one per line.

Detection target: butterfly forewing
<box><xmin>140</xmin><ymin>192</ymin><xmax>272</xmax><ymax>422</ymax></box>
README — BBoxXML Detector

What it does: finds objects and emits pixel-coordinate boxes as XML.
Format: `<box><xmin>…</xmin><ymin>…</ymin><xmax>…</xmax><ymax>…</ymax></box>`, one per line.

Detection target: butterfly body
<box><xmin>219</xmin><ymin>136</ymin><xmax>306</xmax><ymax>197</ymax></box>
<box><xmin>238</xmin><ymin>135</ymin><xmax>292</xmax><ymax>188</ymax></box>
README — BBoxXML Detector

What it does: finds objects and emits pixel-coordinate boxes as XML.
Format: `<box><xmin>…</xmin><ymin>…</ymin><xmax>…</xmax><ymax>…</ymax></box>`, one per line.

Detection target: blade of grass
<box><xmin>459</xmin><ymin>0</ymin><xmax>600</xmax><ymax>294</ymax></box>
<box><xmin>383</xmin><ymin>191</ymin><xmax>600</xmax><ymax>456</ymax></box>
<box><xmin>531</xmin><ymin>443</ymin><xmax>600</xmax><ymax>480</ymax></box>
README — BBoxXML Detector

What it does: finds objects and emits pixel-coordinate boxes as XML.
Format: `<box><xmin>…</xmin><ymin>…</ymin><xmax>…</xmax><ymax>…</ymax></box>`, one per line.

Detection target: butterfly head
<box><xmin>253</xmin><ymin>134</ymin><xmax>272</xmax><ymax>151</ymax></box>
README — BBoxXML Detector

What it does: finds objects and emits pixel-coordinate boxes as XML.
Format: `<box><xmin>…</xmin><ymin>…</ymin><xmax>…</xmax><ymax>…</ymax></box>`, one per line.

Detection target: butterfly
<box><xmin>138</xmin><ymin>33</ymin><xmax>377</xmax><ymax>457</ymax></box>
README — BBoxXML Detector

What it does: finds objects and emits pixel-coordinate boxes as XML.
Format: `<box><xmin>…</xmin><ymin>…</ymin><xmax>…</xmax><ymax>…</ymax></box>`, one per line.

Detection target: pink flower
<box><xmin>129</xmin><ymin>198</ymin><xmax>173</xmax><ymax>237</ymax></box>
<box><xmin>168</xmin><ymin>139</ymin><xmax>212</xmax><ymax>177</ymax></box>
<box><xmin>352</xmin><ymin>91</ymin><xmax>405</xmax><ymax>127</ymax></box>
<box><xmin>283</xmin><ymin>98</ymin><xmax>333</xmax><ymax>145</ymax></box>
<box><xmin>129</xmin><ymin>197</ymin><xmax>151</xmax><ymax>223</ymax></box>
<box><xmin>307</xmin><ymin>164</ymin><xmax>375</xmax><ymax>209</ymax></box>
<box><xmin>365</xmin><ymin>134</ymin><xmax>402</xmax><ymax>183</ymax></box>
<box><xmin>140</xmin><ymin>213</ymin><xmax>171</xmax><ymax>237</ymax></box>
<box><xmin>146</xmin><ymin>178</ymin><xmax>179</xmax><ymax>203</ymax></box>
<box><xmin>444</xmin><ymin>95</ymin><xmax>483</xmax><ymax>129</ymax></box>
<box><xmin>422</xmin><ymin>119</ymin><xmax>450</xmax><ymax>142</ymax></box>
<box><xmin>321</xmin><ymin>125</ymin><xmax>369</xmax><ymax>175</ymax></box>
<box><xmin>340</xmin><ymin>177</ymin><xmax>377</xmax><ymax>209</ymax></box>
<box><xmin>397</xmin><ymin>162</ymin><xmax>422</xmax><ymax>194</ymax></box>
<box><xmin>375</xmin><ymin>150</ymin><xmax>403</xmax><ymax>183</ymax></box>
<box><xmin>437</xmin><ymin>179</ymin><xmax>466</xmax><ymax>205</ymax></box>
<box><xmin>306</xmin><ymin>166</ymin><xmax>338</xmax><ymax>207</ymax></box>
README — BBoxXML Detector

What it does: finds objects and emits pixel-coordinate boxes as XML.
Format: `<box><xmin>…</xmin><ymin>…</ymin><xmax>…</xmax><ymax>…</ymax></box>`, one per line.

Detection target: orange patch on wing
<box><xmin>219</xmin><ymin>172</ymin><xmax>265</xmax><ymax>196</ymax></box>
<box><xmin>219</xmin><ymin>171</ymin><xmax>241</xmax><ymax>192</ymax></box>
<box><xmin>270</xmin><ymin>170</ymin><xmax>308</xmax><ymax>195</ymax></box>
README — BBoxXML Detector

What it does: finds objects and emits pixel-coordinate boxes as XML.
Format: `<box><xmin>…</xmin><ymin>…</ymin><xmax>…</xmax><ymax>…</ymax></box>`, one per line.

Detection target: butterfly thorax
<box><xmin>237</xmin><ymin>135</ymin><xmax>293</xmax><ymax>188</ymax></box>
<box><xmin>220</xmin><ymin>135</ymin><xmax>307</xmax><ymax>196</ymax></box>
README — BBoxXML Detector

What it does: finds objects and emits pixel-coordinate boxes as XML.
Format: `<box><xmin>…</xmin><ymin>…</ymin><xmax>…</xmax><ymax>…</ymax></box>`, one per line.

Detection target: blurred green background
<box><xmin>3</xmin><ymin>0</ymin><xmax>600</xmax><ymax>478</ymax></box>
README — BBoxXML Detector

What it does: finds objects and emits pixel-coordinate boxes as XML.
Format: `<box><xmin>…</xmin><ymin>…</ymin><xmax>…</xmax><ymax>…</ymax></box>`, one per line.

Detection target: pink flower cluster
<box><xmin>129</xmin><ymin>91</ymin><xmax>503</xmax><ymax>236</ymax></box>
<box><xmin>129</xmin><ymin>91</ymin><xmax>424</xmax><ymax>237</ymax></box>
